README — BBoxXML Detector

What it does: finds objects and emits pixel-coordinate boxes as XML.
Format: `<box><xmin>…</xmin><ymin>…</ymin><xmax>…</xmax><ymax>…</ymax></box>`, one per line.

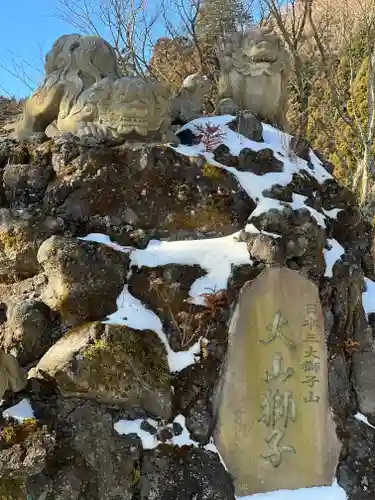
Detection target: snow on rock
<box><xmin>362</xmin><ymin>278</ymin><xmax>375</xmax><ymax>317</ymax></box>
<box><xmin>236</xmin><ymin>482</ymin><xmax>347</xmax><ymax>500</ymax></box>
<box><xmin>2</xmin><ymin>398</ymin><xmax>35</xmax><ymax>422</ymax></box>
<box><xmin>290</xmin><ymin>194</ymin><xmax>326</xmax><ymax>228</ymax></box>
<box><xmin>324</xmin><ymin>239</ymin><xmax>345</xmax><ymax>278</ymax></box>
<box><xmin>114</xmin><ymin>413</ymin><xmax>227</xmax><ymax>470</ymax></box>
<box><xmin>114</xmin><ymin>418</ymin><xmax>159</xmax><ymax>449</ymax></box>
<box><xmin>175</xmin><ymin>116</ymin><xmax>332</xmax><ymax>233</ymax></box>
<box><xmin>114</xmin><ymin>413</ymin><xmax>215</xmax><ymax>450</ymax></box>
<box><xmin>245</xmin><ymin>224</ymin><xmax>281</xmax><ymax>239</ymax></box>
<box><xmin>105</xmin><ymin>285</ymin><xmax>164</xmax><ymax>332</ymax></box>
<box><xmin>355</xmin><ymin>411</ymin><xmax>375</xmax><ymax>430</ymax></box>
<box><xmin>323</xmin><ymin>208</ymin><xmax>343</xmax><ymax>219</ymax></box>
<box><xmin>130</xmin><ymin>233</ymin><xmax>250</xmax><ymax>306</ymax></box>
<box><xmin>79</xmin><ymin>233</ymin><xmax>133</xmax><ymax>253</ymax></box>
<box><xmin>79</xmin><ymin>116</ymin><xmax>350</xmax><ymax>500</ymax></box>
<box><xmin>307</xmin><ymin>150</ymin><xmax>334</xmax><ymax>184</ymax></box>
<box><xmin>105</xmin><ymin>285</ymin><xmax>200</xmax><ymax>373</ymax></box>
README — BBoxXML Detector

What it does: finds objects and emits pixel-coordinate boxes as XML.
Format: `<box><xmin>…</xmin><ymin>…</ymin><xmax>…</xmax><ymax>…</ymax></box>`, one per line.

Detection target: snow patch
<box><xmin>2</xmin><ymin>398</ymin><xmax>35</xmax><ymax>423</ymax></box>
<box><xmin>105</xmin><ymin>285</ymin><xmax>164</xmax><ymax>332</ymax></box>
<box><xmin>290</xmin><ymin>194</ymin><xmax>326</xmax><ymax>228</ymax></box>
<box><xmin>105</xmin><ymin>285</ymin><xmax>200</xmax><ymax>373</ymax></box>
<box><xmin>324</xmin><ymin>239</ymin><xmax>345</xmax><ymax>278</ymax></box>
<box><xmin>114</xmin><ymin>413</ymin><xmax>218</xmax><ymax>451</ymax></box>
<box><xmin>355</xmin><ymin>412</ymin><xmax>375</xmax><ymax>430</ymax></box>
<box><xmin>323</xmin><ymin>208</ymin><xmax>343</xmax><ymax>219</ymax></box>
<box><xmin>78</xmin><ymin>233</ymin><xmax>132</xmax><ymax>253</ymax></box>
<box><xmin>130</xmin><ymin>233</ymin><xmax>250</xmax><ymax>306</ymax></box>
<box><xmin>307</xmin><ymin>150</ymin><xmax>334</xmax><ymax>184</ymax></box>
<box><xmin>362</xmin><ymin>278</ymin><xmax>375</xmax><ymax>317</ymax></box>
<box><xmin>245</xmin><ymin>224</ymin><xmax>281</xmax><ymax>239</ymax></box>
<box><xmin>113</xmin><ymin>418</ymin><xmax>159</xmax><ymax>449</ymax></box>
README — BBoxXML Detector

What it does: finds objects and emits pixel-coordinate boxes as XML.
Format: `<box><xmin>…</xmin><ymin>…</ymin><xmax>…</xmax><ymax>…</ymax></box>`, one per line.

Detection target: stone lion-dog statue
<box><xmin>14</xmin><ymin>34</ymin><xmax>212</xmax><ymax>143</ymax></box>
<box><xmin>216</xmin><ymin>26</ymin><xmax>291</xmax><ymax>131</ymax></box>
<box><xmin>15</xmin><ymin>34</ymin><xmax>120</xmax><ymax>141</ymax></box>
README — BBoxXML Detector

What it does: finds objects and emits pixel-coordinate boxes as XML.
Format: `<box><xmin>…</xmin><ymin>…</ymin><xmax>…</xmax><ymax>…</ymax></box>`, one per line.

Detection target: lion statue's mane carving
<box><xmin>216</xmin><ymin>26</ymin><xmax>291</xmax><ymax>130</ymax></box>
<box><xmin>15</xmin><ymin>34</ymin><xmax>120</xmax><ymax>141</ymax></box>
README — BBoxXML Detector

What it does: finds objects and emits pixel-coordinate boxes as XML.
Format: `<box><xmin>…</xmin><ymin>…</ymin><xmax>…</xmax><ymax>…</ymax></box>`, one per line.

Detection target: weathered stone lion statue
<box><xmin>14</xmin><ymin>33</ymin><xmax>211</xmax><ymax>143</ymax></box>
<box><xmin>15</xmin><ymin>34</ymin><xmax>120</xmax><ymax>141</ymax></box>
<box><xmin>216</xmin><ymin>26</ymin><xmax>291</xmax><ymax>130</ymax></box>
<box><xmin>63</xmin><ymin>75</ymin><xmax>177</xmax><ymax>142</ymax></box>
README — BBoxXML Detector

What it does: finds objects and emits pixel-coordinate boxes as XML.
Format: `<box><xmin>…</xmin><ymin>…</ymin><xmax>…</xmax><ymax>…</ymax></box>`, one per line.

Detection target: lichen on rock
<box><xmin>37</xmin><ymin>236</ymin><xmax>129</xmax><ymax>326</ymax></box>
<box><xmin>35</xmin><ymin>322</ymin><xmax>172</xmax><ymax>419</ymax></box>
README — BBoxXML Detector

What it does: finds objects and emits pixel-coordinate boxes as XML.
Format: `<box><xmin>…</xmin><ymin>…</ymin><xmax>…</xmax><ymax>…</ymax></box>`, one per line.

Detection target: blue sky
<box><xmin>0</xmin><ymin>0</ymin><xmax>168</xmax><ymax>98</ymax></box>
<box><xmin>0</xmin><ymin>0</ymin><xmax>259</xmax><ymax>98</ymax></box>
<box><xmin>0</xmin><ymin>0</ymin><xmax>75</xmax><ymax>97</ymax></box>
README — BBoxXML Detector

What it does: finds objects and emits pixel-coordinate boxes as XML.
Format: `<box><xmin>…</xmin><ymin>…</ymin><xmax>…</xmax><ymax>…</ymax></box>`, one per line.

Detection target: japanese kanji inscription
<box><xmin>212</xmin><ymin>267</ymin><xmax>341</xmax><ymax>495</ymax></box>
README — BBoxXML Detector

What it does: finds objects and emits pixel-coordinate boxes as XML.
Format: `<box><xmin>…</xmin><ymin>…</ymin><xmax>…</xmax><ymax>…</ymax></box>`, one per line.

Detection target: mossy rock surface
<box><xmin>35</xmin><ymin>322</ymin><xmax>172</xmax><ymax>419</ymax></box>
<box><xmin>37</xmin><ymin>235</ymin><xmax>129</xmax><ymax>327</ymax></box>
<box><xmin>0</xmin><ymin>477</ymin><xmax>26</xmax><ymax>499</ymax></box>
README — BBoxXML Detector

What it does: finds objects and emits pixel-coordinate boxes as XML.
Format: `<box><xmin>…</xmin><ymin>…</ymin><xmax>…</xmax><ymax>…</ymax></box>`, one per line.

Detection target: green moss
<box><xmin>0</xmin><ymin>418</ymin><xmax>38</xmax><ymax>447</ymax></box>
<box><xmin>1</xmin><ymin>426</ymin><xmax>16</xmax><ymax>444</ymax></box>
<box><xmin>83</xmin><ymin>338</ymin><xmax>108</xmax><ymax>360</ymax></box>
<box><xmin>78</xmin><ymin>328</ymin><xmax>171</xmax><ymax>394</ymax></box>
<box><xmin>0</xmin><ymin>230</ymin><xmax>26</xmax><ymax>254</ymax></box>
<box><xmin>202</xmin><ymin>162</ymin><xmax>222</xmax><ymax>179</ymax></box>
<box><xmin>0</xmin><ymin>477</ymin><xmax>26</xmax><ymax>499</ymax></box>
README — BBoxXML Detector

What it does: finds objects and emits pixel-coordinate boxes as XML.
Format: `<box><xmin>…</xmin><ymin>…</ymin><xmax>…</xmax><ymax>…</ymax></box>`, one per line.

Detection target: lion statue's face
<box><xmin>71</xmin><ymin>76</ymin><xmax>171</xmax><ymax>137</ymax></box>
<box><xmin>103</xmin><ymin>78</ymin><xmax>171</xmax><ymax>136</ymax></box>
<box><xmin>232</xmin><ymin>27</ymin><xmax>289</xmax><ymax>77</ymax></box>
<box><xmin>44</xmin><ymin>34</ymin><xmax>82</xmax><ymax>75</ymax></box>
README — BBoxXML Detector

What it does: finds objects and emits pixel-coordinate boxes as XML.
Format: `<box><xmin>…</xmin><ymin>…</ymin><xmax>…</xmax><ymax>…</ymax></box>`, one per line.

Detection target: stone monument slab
<box><xmin>213</xmin><ymin>267</ymin><xmax>341</xmax><ymax>495</ymax></box>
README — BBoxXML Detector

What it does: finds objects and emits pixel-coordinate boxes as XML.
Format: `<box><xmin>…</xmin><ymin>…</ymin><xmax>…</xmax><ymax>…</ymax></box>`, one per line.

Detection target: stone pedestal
<box><xmin>213</xmin><ymin>267</ymin><xmax>341</xmax><ymax>495</ymax></box>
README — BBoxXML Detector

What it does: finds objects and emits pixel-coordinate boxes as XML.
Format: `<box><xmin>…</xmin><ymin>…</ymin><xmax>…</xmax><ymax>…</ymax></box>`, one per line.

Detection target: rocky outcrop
<box><xmin>0</xmin><ymin>114</ymin><xmax>373</xmax><ymax>499</ymax></box>
<box><xmin>0</xmin><ymin>424</ymin><xmax>55</xmax><ymax>479</ymax></box>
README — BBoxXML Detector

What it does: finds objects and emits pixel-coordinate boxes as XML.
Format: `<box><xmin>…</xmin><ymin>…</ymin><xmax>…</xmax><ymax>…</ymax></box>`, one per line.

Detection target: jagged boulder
<box><xmin>0</xmin><ymin>422</ymin><xmax>55</xmax><ymax>479</ymax></box>
<box><xmin>37</xmin><ymin>236</ymin><xmax>128</xmax><ymax>326</ymax></box>
<box><xmin>0</xmin><ymin>209</ymin><xmax>63</xmax><ymax>283</ymax></box>
<box><xmin>2</xmin><ymin>298</ymin><xmax>57</xmax><ymax>366</ymax></box>
<box><xmin>140</xmin><ymin>445</ymin><xmax>235</xmax><ymax>499</ymax></box>
<box><xmin>3</xmin><ymin>163</ymin><xmax>53</xmax><ymax>206</ymax></box>
<box><xmin>35</xmin><ymin>322</ymin><xmax>172</xmax><ymax>419</ymax></box>
<box><xmin>45</xmin><ymin>139</ymin><xmax>255</xmax><ymax>239</ymax></box>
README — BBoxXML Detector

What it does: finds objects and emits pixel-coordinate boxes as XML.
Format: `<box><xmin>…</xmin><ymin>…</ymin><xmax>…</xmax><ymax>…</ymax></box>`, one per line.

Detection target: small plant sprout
<box><xmin>193</xmin><ymin>122</ymin><xmax>227</xmax><ymax>152</ymax></box>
